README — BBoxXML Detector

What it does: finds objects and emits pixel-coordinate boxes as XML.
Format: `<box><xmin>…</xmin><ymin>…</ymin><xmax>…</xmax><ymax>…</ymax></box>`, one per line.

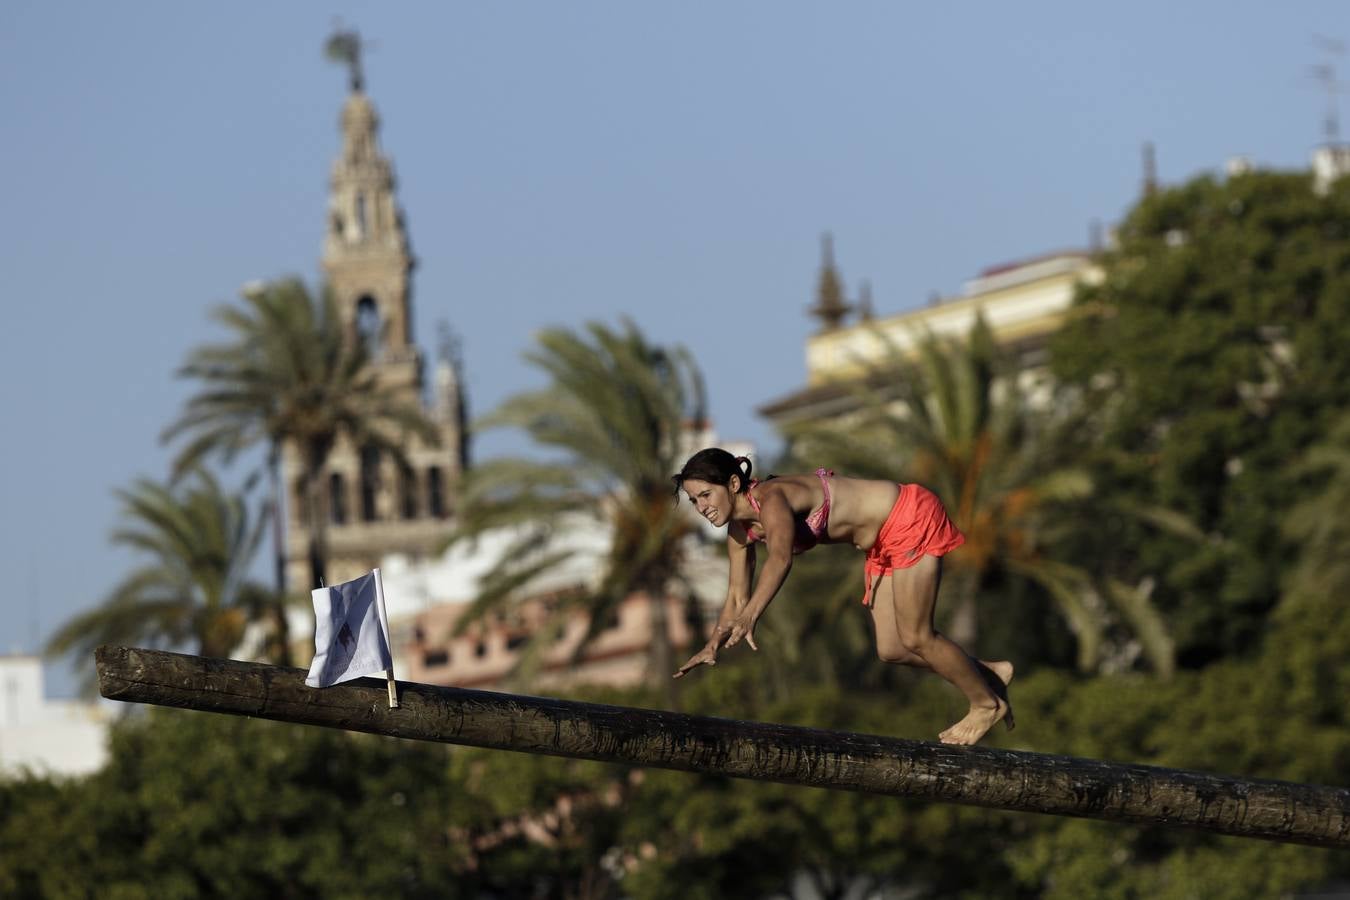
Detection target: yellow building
<box><xmin>758</xmin><ymin>238</ymin><xmax>1101</xmax><ymax>430</ymax></box>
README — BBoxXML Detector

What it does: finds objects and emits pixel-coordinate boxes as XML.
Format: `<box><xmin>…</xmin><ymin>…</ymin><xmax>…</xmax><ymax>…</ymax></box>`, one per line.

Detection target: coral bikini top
<box><xmin>744</xmin><ymin>468</ymin><xmax>834</xmax><ymax>554</ymax></box>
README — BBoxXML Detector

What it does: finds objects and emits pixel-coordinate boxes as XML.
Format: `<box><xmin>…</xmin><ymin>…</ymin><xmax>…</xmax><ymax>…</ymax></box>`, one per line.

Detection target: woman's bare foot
<box><xmin>938</xmin><ymin>698</ymin><xmax>1009</xmax><ymax>745</ymax></box>
<box><xmin>971</xmin><ymin>660</ymin><xmax>1016</xmax><ymax>732</ymax></box>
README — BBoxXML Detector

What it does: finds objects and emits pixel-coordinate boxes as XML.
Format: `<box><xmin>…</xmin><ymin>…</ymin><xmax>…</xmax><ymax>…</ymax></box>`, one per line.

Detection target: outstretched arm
<box><xmin>674</xmin><ymin>530</ymin><xmax>755</xmax><ymax>678</ymax></box>
<box><xmin>723</xmin><ymin>487</ymin><xmax>794</xmax><ymax>651</ymax></box>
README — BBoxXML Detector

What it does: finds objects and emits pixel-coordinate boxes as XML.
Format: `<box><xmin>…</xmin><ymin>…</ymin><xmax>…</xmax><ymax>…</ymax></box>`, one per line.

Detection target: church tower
<box><xmin>281</xmin><ymin>31</ymin><xmax>469</xmax><ymax>589</ymax></box>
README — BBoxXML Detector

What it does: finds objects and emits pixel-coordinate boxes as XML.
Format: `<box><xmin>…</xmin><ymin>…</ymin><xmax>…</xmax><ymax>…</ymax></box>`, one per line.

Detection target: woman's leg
<box><xmin>868</xmin><ymin>567</ymin><xmax>1015</xmax><ymax>728</ymax></box>
<box><xmin>869</xmin><ymin>573</ymin><xmax>928</xmax><ymax>666</ymax></box>
<box><xmin>868</xmin><ymin>571</ymin><xmax>1015</xmax><ymax>685</ymax></box>
<box><xmin>888</xmin><ymin>555</ymin><xmax>1009</xmax><ymax>745</ymax></box>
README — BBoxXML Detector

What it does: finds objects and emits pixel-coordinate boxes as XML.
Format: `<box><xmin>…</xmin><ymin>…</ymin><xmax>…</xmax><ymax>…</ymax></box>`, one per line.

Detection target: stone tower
<box><xmin>281</xmin><ymin>53</ymin><xmax>468</xmax><ymax>590</ymax></box>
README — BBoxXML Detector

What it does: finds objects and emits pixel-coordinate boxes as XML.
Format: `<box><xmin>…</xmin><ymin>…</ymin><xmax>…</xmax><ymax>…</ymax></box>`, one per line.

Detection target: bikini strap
<box><xmin>745</xmin><ymin>479</ymin><xmax>762</xmax><ymax>514</ymax></box>
<box><xmin>814</xmin><ymin>467</ymin><xmax>834</xmax><ymax>503</ymax></box>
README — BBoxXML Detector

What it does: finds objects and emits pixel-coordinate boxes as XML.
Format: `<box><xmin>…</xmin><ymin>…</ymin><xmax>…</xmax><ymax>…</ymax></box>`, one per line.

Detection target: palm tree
<box><xmin>46</xmin><ymin>470</ymin><xmax>271</xmax><ymax>689</ymax></box>
<box><xmin>447</xmin><ymin>319</ymin><xmax>707</xmax><ymax>694</ymax></box>
<box><xmin>786</xmin><ymin>316</ymin><xmax>1176</xmax><ymax>676</ymax></box>
<box><xmin>161</xmin><ymin>277</ymin><xmax>439</xmax><ymax>663</ymax></box>
<box><xmin>1283</xmin><ymin>411</ymin><xmax>1350</xmax><ymax>603</ymax></box>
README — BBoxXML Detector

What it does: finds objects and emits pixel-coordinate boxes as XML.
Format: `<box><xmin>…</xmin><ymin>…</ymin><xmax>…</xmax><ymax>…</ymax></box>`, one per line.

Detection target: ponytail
<box><xmin>672</xmin><ymin>447</ymin><xmax>753</xmax><ymax>495</ymax></box>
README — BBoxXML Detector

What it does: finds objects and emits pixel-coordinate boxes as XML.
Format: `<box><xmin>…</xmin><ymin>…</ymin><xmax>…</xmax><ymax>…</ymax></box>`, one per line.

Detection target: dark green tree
<box><xmin>0</xmin><ymin>708</ymin><xmax>470</xmax><ymax>899</ymax></box>
<box><xmin>1051</xmin><ymin>169</ymin><xmax>1350</xmax><ymax>666</ymax></box>
<box><xmin>446</xmin><ymin>320</ymin><xmax>707</xmax><ymax>694</ymax></box>
<box><xmin>45</xmin><ymin>469</ymin><xmax>272</xmax><ymax>689</ymax></box>
<box><xmin>163</xmin><ymin>277</ymin><xmax>439</xmax><ymax>662</ymax></box>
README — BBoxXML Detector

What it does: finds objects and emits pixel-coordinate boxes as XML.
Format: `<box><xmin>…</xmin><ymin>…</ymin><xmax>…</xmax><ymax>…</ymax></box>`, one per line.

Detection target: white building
<box><xmin>0</xmin><ymin>655</ymin><xmax>112</xmax><ymax>778</ymax></box>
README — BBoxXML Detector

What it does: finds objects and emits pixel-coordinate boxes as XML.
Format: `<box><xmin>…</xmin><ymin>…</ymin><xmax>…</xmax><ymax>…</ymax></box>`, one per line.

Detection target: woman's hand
<box><xmin>723</xmin><ymin>612</ymin><xmax>759</xmax><ymax>651</ymax></box>
<box><xmin>673</xmin><ymin>627</ymin><xmax>731</xmax><ymax>679</ymax></box>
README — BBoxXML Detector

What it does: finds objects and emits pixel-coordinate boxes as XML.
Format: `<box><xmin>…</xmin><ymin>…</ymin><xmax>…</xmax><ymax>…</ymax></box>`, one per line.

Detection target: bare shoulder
<box><xmin>751</xmin><ymin>474</ymin><xmax>814</xmax><ymax>513</ymax></box>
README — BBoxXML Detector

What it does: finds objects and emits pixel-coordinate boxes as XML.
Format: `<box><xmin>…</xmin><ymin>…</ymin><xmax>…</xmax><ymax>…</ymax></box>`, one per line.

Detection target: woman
<box><xmin>671</xmin><ymin>447</ymin><xmax>1012</xmax><ymax>746</ymax></box>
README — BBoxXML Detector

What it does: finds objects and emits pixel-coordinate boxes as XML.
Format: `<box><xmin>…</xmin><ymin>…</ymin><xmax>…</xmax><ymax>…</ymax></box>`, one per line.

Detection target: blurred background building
<box><xmin>0</xmin><ymin>655</ymin><xmax>110</xmax><ymax>778</ymax></box>
<box><xmin>760</xmin><ymin>238</ymin><xmax>1100</xmax><ymax>431</ymax></box>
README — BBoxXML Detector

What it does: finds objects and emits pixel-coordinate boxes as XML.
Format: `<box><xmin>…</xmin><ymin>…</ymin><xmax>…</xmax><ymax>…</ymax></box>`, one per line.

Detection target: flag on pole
<box><xmin>305</xmin><ymin>568</ymin><xmax>394</xmax><ymax>689</ymax></box>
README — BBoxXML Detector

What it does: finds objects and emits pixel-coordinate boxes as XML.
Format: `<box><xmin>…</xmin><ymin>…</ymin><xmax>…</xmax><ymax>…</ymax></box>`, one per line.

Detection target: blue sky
<box><xmin>2</xmin><ymin>1</ymin><xmax>1343</xmax><ymax>694</ymax></box>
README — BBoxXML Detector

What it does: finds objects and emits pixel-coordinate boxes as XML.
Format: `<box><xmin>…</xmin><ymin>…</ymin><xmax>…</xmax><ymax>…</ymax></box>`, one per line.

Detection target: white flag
<box><xmin>305</xmin><ymin>568</ymin><xmax>394</xmax><ymax>688</ymax></box>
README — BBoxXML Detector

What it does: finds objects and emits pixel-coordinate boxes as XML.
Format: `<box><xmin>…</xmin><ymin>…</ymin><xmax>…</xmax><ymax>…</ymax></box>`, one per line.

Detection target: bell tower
<box><xmin>281</xmin><ymin>28</ymin><xmax>469</xmax><ymax>590</ymax></box>
<box><xmin>321</xmin><ymin>31</ymin><xmax>419</xmax><ymax>393</ymax></box>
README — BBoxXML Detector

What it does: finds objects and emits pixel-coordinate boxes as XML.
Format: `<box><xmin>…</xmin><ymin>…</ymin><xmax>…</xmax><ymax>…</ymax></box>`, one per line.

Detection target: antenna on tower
<box><xmin>1310</xmin><ymin>35</ymin><xmax>1347</xmax><ymax>144</ymax></box>
<box><xmin>1141</xmin><ymin>141</ymin><xmax>1158</xmax><ymax>197</ymax></box>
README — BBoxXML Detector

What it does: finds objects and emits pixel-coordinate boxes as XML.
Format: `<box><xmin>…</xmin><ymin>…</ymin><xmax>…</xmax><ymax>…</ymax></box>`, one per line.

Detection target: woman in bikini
<box><xmin>671</xmin><ymin>447</ymin><xmax>1013</xmax><ymax>746</ymax></box>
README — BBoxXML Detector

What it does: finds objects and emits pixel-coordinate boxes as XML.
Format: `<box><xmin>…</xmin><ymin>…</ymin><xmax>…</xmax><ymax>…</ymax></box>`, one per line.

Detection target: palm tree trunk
<box><xmin>943</xmin><ymin>566</ymin><xmax>980</xmax><ymax>650</ymax></box>
<box><xmin>267</xmin><ymin>444</ymin><xmax>293</xmax><ymax>666</ymax></box>
<box><xmin>645</xmin><ymin>586</ymin><xmax>678</xmax><ymax>709</ymax></box>
<box><xmin>303</xmin><ymin>463</ymin><xmax>328</xmax><ymax>591</ymax></box>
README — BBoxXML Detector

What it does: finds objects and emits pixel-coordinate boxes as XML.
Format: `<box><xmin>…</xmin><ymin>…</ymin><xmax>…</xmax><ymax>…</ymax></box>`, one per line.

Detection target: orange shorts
<box><xmin>861</xmin><ymin>483</ymin><xmax>964</xmax><ymax>606</ymax></box>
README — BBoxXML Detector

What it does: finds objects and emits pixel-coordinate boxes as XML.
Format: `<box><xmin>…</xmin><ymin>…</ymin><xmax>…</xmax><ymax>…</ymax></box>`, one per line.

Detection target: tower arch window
<box><xmin>427</xmin><ymin>466</ymin><xmax>446</xmax><ymax>519</ymax></box>
<box><xmin>294</xmin><ymin>477</ymin><xmax>309</xmax><ymax>527</ymax></box>
<box><xmin>355</xmin><ymin>191</ymin><xmax>368</xmax><ymax>237</ymax></box>
<box><xmin>328</xmin><ymin>473</ymin><xmax>348</xmax><ymax>525</ymax></box>
<box><xmin>360</xmin><ymin>445</ymin><xmax>381</xmax><ymax>523</ymax></box>
<box><xmin>355</xmin><ymin>296</ymin><xmax>382</xmax><ymax>361</ymax></box>
<box><xmin>399</xmin><ymin>461</ymin><xmax>418</xmax><ymax>520</ymax></box>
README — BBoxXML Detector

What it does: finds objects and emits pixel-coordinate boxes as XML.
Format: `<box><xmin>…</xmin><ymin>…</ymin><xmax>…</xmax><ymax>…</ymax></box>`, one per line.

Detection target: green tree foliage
<box><xmin>1052</xmin><ymin>170</ymin><xmax>1350</xmax><ymax>665</ymax></box>
<box><xmin>445</xmin><ymin>741</ymin><xmax>632</xmax><ymax>899</ymax></box>
<box><xmin>45</xmin><ymin>469</ymin><xmax>272</xmax><ymax>689</ymax></box>
<box><xmin>446</xmin><ymin>319</ymin><xmax>707</xmax><ymax>691</ymax></box>
<box><xmin>164</xmin><ymin>276</ymin><xmax>439</xmax><ymax>600</ymax></box>
<box><xmin>0</xmin><ymin>709</ymin><xmax>467</xmax><ymax>899</ymax></box>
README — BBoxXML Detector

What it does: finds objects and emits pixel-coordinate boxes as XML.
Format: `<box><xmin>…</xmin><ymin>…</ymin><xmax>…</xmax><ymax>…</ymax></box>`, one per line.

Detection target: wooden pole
<box><xmin>95</xmin><ymin>645</ymin><xmax>1350</xmax><ymax>849</ymax></box>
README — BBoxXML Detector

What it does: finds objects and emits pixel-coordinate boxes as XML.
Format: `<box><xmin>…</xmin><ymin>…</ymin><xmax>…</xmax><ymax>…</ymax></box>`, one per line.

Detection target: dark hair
<box><xmin>672</xmin><ymin>447</ymin><xmax>752</xmax><ymax>495</ymax></box>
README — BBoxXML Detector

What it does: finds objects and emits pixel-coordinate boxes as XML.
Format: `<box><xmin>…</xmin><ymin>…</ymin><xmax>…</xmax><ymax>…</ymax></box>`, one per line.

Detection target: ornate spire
<box><xmin>320</xmin><ymin>43</ymin><xmax>415</xmax><ymax>366</ymax></box>
<box><xmin>807</xmin><ymin>232</ymin><xmax>852</xmax><ymax>333</ymax></box>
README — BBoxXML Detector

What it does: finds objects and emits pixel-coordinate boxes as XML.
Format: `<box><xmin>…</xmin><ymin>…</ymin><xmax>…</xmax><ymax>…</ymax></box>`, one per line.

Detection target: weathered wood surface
<box><xmin>96</xmin><ymin>645</ymin><xmax>1350</xmax><ymax>849</ymax></box>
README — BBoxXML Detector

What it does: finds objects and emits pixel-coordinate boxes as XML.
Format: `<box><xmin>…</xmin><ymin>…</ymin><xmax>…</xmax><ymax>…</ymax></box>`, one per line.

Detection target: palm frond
<box><xmin>1102</xmin><ymin>578</ymin><xmax>1175</xmax><ymax>678</ymax></box>
<box><xmin>452</xmin><ymin>320</ymin><xmax>706</xmax><ymax>686</ymax></box>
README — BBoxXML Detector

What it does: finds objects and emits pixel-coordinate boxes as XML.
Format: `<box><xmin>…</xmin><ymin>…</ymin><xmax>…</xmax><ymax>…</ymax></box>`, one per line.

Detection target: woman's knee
<box><xmin>875</xmin><ymin>640</ymin><xmax>910</xmax><ymax>664</ymax></box>
<box><xmin>898</xmin><ymin>626</ymin><xmax>937</xmax><ymax>656</ymax></box>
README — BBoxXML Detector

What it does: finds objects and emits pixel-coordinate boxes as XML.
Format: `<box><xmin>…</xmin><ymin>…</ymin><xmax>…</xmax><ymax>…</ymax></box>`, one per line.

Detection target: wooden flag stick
<box><xmin>372</xmin><ymin>567</ymin><xmax>398</xmax><ymax>709</ymax></box>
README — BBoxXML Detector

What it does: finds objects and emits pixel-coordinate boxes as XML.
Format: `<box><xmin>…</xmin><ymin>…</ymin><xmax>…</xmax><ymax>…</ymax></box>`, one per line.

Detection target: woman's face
<box><xmin>682</xmin><ymin>477</ymin><xmax>734</xmax><ymax>527</ymax></box>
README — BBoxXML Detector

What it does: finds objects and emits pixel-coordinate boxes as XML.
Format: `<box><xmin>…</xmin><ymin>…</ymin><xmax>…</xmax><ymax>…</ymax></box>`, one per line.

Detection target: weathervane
<box><xmin>325</xmin><ymin>22</ymin><xmax>368</xmax><ymax>92</ymax></box>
